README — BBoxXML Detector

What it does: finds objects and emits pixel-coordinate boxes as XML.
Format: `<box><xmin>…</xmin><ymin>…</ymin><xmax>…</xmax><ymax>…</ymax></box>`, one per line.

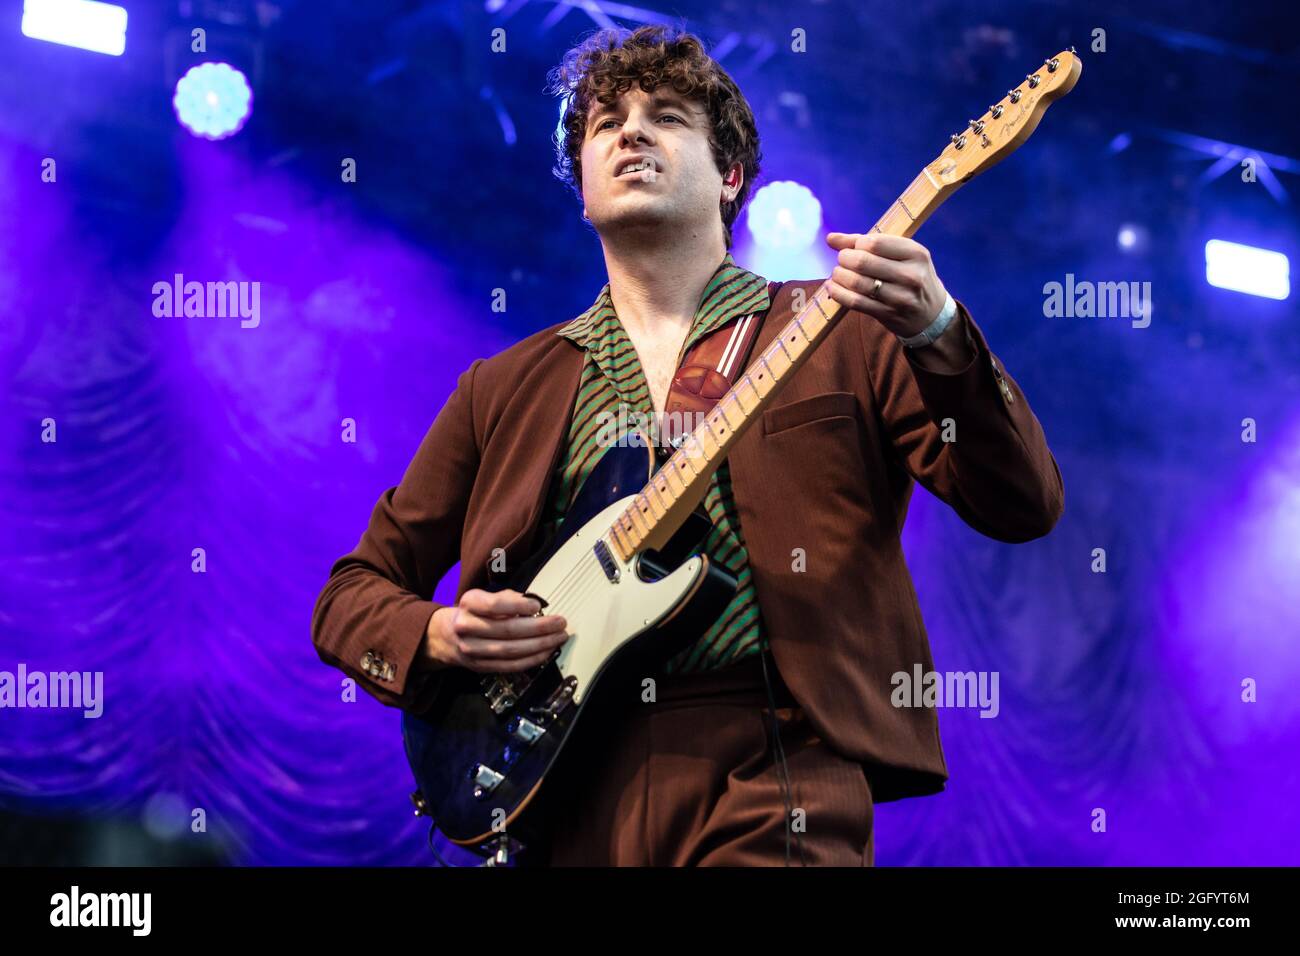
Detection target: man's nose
<box><xmin>618</xmin><ymin>111</ymin><xmax>654</xmax><ymax>147</ymax></box>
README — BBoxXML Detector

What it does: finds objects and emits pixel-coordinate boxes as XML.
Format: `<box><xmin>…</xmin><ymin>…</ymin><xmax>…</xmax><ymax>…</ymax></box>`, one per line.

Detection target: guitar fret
<box><xmin>648</xmin><ymin>479</ymin><xmax>669</xmax><ymax>512</ymax></box>
<box><xmin>644</xmin><ymin>489</ymin><xmax>665</xmax><ymax>520</ymax></box>
<box><xmin>610</xmin><ymin>523</ymin><xmax>631</xmax><ymax>556</ymax></box>
<box><xmin>628</xmin><ymin>505</ymin><xmax>648</xmax><ymax>535</ymax></box>
<box><xmin>662</xmin><ymin>462</ymin><xmax>684</xmax><ymax>495</ymax></box>
<box><xmin>758</xmin><ymin>344</ymin><xmax>782</xmax><ymax>376</ymax></box>
<box><xmin>700</xmin><ymin>420</ymin><xmax>720</xmax><ymax>455</ymax></box>
<box><xmin>709</xmin><ymin>413</ymin><xmax>728</xmax><ymax>441</ymax></box>
<box><xmin>813</xmin><ymin>293</ymin><xmax>831</xmax><ymax>322</ymax></box>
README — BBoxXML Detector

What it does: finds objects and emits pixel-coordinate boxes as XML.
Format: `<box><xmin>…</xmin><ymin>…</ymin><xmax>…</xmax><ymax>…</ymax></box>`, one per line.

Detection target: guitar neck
<box><xmin>605</xmin><ymin>167</ymin><xmax>960</xmax><ymax>559</ymax></box>
<box><xmin>602</xmin><ymin>46</ymin><xmax>1082</xmax><ymax>560</ymax></box>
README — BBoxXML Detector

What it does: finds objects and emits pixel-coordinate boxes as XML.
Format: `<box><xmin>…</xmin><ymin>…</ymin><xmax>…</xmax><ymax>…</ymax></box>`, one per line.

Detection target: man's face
<box><xmin>578</xmin><ymin>86</ymin><xmax>738</xmax><ymax>240</ymax></box>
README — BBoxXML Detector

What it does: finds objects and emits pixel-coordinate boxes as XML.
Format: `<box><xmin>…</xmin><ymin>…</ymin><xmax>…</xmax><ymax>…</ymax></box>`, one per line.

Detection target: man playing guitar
<box><xmin>311</xmin><ymin>24</ymin><xmax>1065</xmax><ymax>866</ymax></box>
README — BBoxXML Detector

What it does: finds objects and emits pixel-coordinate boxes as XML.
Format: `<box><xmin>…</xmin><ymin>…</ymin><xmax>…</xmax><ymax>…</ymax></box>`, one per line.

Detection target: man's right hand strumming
<box><xmin>418</xmin><ymin>589</ymin><xmax>569</xmax><ymax>675</ymax></box>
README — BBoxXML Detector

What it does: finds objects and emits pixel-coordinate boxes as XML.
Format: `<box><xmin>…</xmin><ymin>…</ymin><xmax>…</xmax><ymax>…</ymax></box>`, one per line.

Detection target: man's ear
<box><xmin>722</xmin><ymin>163</ymin><xmax>743</xmax><ymax>201</ymax></box>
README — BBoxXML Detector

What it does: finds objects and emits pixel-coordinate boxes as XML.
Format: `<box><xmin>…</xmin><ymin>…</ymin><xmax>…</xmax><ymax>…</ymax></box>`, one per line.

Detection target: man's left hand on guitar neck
<box><xmin>825</xmin><ymin>232</ymin><xmax>975</xmax><ymax>374</ymax></box>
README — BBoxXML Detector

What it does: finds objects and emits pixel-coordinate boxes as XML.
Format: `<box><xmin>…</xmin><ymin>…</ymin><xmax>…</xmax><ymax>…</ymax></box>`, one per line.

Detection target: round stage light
<box><xmin>1117</xmin><ymin>223</ymin><xmax>1148</xmax><ymax>253</ymax></box>
<box><xmin>746</xmin><ymin>181</ymin><xmax>822</xmax><ymax>252</ymax></box>
<box><xmin>173</xmin><ymin>62</ymin><xmax>253</xmax><ymax>141</ymax></box>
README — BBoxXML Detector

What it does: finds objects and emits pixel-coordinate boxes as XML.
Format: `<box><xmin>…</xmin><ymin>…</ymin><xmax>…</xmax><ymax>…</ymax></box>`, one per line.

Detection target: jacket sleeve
<box><xmin>310</xmin><ymin>359</ymin><xmax>482</xmax><ymax>708</ymax></box>
<box><xmin>861</xmin><ymin>299</ymin><xmax>1064</xmax><ymax>542</ymax></box>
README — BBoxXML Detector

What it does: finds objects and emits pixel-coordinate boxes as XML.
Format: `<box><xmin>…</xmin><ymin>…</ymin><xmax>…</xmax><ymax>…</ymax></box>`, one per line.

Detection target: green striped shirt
<box><xmin>545</xmin><ymin>252</ymin><xmax>770</xmax><ymax>674</ymax></box>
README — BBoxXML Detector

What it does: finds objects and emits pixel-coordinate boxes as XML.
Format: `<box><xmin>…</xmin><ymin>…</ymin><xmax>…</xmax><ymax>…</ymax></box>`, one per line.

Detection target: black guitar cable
<box><xmin>759</xmin><ymin>637</ymin><xmax>807</xmax><ymax>866</ymax></box>
<box><xmin>425</xmin><ymin>820</ymin><xmax>458</xmax><ymax>866</ymax></box>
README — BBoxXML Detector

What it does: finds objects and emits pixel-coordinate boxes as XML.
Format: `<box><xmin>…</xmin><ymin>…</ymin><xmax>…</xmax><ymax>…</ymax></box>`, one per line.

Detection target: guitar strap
<box><xmin>658</xmin><ymin>279</ymin><xmax>785</xmax><ymax>456</ymax></box>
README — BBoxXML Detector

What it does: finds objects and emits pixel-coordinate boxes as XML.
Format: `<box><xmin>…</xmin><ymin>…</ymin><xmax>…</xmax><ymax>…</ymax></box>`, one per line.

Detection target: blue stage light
<box><xmin>21</xmin><ymin>0</ymin><xmax>126</xmax><ymax>56</ymax></box>
<box><xmin>173</xmin><ymin>62</ymin><xmax>253</xmax><ymax>141</ymax></box>
<box><xmin>1117</xmin><ymin>223</ymin><xmax>1148</xmax><ymax>253</ymax></box>
<box><xmin>746</xmin><ymin>181</ymin><xmax>822</xmax><ymax>252</ymax></box>
<box><xmin>1205</xmin><ymin>240</ymin><xmax>1290</xmax><ymax>300</ymax></box>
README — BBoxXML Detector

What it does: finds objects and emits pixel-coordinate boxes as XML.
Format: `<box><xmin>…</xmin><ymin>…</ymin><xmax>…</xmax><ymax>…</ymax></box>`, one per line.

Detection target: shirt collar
<box><xmin>557</xmin><ymin>251</ymin><xmax>770</xmax><ymax>351</ymax></box>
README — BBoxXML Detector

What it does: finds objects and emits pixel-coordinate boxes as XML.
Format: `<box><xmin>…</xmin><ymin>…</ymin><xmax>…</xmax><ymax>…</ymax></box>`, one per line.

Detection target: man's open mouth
<box><xmin>615</xmin><ymin>159</ymin><xmax>657</xmax><ymax>178</ymax></box>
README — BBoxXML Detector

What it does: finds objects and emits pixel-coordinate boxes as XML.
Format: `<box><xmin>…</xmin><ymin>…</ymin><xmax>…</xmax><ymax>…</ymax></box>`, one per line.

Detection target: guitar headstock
<box><xmin>927</xmin><ymin>48</ymin><xmax>1082</xmax><ymax>187</ymax></box>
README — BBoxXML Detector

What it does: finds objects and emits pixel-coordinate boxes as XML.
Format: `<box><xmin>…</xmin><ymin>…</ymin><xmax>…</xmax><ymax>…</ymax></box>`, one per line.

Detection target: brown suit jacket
<box><xmin>310</xmin><ymin>282</ymin><xmax>1064</xmax><ymax>802</ymax></box>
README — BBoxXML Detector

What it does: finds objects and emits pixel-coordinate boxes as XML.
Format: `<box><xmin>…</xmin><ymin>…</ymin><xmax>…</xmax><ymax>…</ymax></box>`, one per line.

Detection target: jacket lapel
<box><xmin>483</xmin><ymin>341</ymin><xmax>586</xmax><ymax>580</ymax></box>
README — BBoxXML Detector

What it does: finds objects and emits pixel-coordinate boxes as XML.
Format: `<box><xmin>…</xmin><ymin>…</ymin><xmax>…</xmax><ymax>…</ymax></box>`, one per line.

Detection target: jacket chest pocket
<box><xmin>763</xmin><ymin>390</ymin><xmax>859</xmax><ymax>436</ymax></box>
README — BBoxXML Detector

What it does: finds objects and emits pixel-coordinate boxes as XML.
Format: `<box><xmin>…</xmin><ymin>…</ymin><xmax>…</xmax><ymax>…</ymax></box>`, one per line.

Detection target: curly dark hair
<box><xmin>546</xmin><ymin>24</ymin><xmax>761</xmax><ymax>249</ymax></box>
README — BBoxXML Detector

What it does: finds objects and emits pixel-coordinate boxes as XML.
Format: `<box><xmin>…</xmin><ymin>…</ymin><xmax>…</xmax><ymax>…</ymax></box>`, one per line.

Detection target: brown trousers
<box><xmin>519</xmin><ymin>651</ymin><xmax>875</xmax><ymax>867</ymax></box>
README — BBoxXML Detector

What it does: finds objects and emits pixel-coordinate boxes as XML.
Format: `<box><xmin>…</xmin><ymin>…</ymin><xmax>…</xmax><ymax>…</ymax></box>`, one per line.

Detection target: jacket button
<box><xmin>990</xmin><ymin>358</ymin><xmax>1015</xmax><ymax>404</ymax></box>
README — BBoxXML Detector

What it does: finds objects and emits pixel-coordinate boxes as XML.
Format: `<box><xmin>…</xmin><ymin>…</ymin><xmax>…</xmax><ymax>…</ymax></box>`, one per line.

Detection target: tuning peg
<box><xmin>1007</xmin><ymin>89</ymin><xmax>1022</xmax><ymax>103</ymax></box>
<box><xmin>1045</xmin><ymin>56</ymin><xmax>1059</xmax><ymax>72</ymax></box>
<box><xmin>950</xmin><ymin>133</ymin><xmax>967</xmax><ymax>149</ymax></box>
<box><xmin>990</xmin><ymin>104</ymin><xmax>1004</xmax><ymax>118</ymax></box>
<box><xmin>1026</xmin><ymin>73</ymin><xmax>1041</xmax><ymax>88</ymax></box>
<box><xmin>968</xmin><ymin>118</ymin><xmax>985</xmax><ymax>133</ymax></box>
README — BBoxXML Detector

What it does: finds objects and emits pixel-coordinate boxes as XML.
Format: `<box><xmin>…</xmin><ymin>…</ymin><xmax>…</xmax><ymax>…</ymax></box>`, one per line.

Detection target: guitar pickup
<box><xmin>593</xmin><ymin>538</ymin><xmax>620</xmax><ymax>582</ymax></box>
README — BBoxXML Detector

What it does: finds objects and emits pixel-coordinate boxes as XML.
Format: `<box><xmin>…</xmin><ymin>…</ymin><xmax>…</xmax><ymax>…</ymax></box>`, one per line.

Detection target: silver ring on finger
<box><xmin>868</xmin><ymin>277</ymin><xmax>883</xmax><ymax>300</ymax></box>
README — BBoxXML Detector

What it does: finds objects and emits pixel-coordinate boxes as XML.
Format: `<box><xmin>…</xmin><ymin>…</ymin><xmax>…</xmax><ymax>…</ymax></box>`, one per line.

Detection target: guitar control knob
<box><xmin>468</xmin><ymin>763</ymin><xmax>504</xmax><ymax>799</ymax></box>
<box><xmin>507</xmin><ymin>716</ymin><xmax>546</xmax><ymax>746</ymax></box>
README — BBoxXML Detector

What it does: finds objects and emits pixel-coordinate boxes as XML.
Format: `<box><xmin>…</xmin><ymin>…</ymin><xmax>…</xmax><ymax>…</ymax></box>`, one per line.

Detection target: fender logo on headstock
<box><xmin>1001</xmin><ymin>90</ymin><xmax>1043</xmax><ymax>138</ymax></box>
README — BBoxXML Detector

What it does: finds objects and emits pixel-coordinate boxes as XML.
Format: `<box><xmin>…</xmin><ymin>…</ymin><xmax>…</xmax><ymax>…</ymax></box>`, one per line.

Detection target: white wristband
<box><xmin>898</xmin><ymin>293</ymin><xmax>957</xmax><ymax>349</ymax></box>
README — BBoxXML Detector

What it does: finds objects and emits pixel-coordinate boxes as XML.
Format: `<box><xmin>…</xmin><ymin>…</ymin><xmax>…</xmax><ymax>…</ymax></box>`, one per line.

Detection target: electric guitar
<box><xmin>401</xmin><ymin>49</ymin><xmax>1082</xmax><ymax>859</ymax></box>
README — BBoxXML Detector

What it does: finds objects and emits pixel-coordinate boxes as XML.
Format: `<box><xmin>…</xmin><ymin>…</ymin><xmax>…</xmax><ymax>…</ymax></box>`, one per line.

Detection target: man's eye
<box><xmin>594</xmin><ymin>114</ymin><xmax>680</xmax><ymax>131</ymax></box>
